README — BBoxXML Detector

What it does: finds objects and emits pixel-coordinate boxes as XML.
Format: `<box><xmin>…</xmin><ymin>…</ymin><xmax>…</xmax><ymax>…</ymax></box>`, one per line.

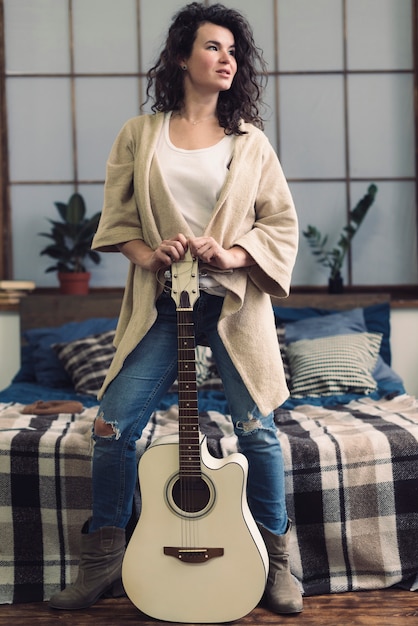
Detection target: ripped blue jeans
<box><xmin>90</xmin><ymin>290</ymin><xmax>288</xmax><ymax>535</ymax></box>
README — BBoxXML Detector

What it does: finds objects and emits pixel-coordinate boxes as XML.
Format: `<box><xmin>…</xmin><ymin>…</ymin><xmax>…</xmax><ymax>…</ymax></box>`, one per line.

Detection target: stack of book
<box><xmin>0</xmin><ymin>280</ymin><xmax>36</xmax><ymax>304</ymax></box>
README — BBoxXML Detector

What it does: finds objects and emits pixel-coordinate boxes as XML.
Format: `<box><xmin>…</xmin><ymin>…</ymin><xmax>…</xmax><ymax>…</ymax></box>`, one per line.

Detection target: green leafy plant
<box><xmin>39</xmin><ymin>192</ymin><xmax>101</xmax><ymax>273</ymax></box>
<box><xmin>303</xmin><ymin>183</ymin><xmax>378</xmax><ymax>281</ymax></box>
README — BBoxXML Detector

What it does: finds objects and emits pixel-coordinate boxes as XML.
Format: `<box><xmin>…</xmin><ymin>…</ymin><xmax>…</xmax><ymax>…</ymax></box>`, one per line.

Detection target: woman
<box><xmin>49</xmin><ymin>2</ymin><xmax>302</xmax><ymax>616</ymax></box>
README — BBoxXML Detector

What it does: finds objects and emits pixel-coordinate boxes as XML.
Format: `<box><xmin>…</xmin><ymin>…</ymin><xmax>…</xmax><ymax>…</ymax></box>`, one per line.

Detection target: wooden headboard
<box><xmin>270</xmin><ymin>292</ymin><xmax>391</xmax><ymax>310</ymax></box>
<box><xmin>19</xmin><ymin>292</ymin><xmax>124</xmax><ymax>333</ymax></box>
<box><xmin>19</xmin><ymin>291</ymin><xmax>390</xmax><ymax>335</ymax></box>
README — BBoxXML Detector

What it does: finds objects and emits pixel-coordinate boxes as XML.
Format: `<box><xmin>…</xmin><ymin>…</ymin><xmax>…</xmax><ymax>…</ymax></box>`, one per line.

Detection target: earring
<box><xmin>181</xmin><ymin>64</ymin><xmax>187</xmax><ymax>71</ymax></box>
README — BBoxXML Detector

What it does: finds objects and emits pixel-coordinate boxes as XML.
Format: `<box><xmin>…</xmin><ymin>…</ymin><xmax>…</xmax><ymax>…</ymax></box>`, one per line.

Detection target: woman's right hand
<box><xmin>118</xmin><ymin>234</ymin><xmax>188</xmax><ymax>273</ymax></box>
<box><xmin>150</xmin><ymin>234</ymin><xmax>188</xmax><ymax>271</ymax></box>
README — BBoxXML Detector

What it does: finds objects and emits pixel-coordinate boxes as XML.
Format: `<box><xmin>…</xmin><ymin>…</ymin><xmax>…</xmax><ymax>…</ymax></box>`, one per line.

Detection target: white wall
<box><xmin>390</xmin><ymin>308</ymin><xmax>418</xmax><ymax>397</ymax></box>
<box><xmin>0</xmin><ymin>311</ymin><xmax>20</xmax><ymax>390</ymax></box>
<box><xmin>3</xmin><ymin>0</ymin><xmax>417</xmax><ymax>290</ymax></box>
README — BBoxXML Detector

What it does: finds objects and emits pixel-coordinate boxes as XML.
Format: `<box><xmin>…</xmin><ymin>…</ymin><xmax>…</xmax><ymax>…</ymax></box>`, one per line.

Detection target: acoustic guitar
<box><xmin>122</xmin><ymin>250</ymin><xmax>268</xmax><ymax>623</ymax></box>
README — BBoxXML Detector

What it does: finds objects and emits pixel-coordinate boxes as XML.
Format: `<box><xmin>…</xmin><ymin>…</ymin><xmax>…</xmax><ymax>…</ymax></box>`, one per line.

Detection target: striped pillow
<box><xmin>53</xmin><ymin>330</ymin><xmax>116</xmax><ymax>397</ymax></box>
<box><xmin>276</xmin><ymin>324</ymin><xmax>291</xmax><ymax>383</ymax></box>
<box><xmin>286</xmin><ymin>332</ymin><xmax>382</xmax><ymax>398</ymax></box>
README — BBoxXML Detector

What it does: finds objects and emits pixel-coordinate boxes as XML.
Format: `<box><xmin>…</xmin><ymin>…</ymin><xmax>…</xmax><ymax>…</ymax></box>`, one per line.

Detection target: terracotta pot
<box><xmin>58</xmin><ymin>272</ymin><xmax>91</xmax><ymax>295</ymax></box>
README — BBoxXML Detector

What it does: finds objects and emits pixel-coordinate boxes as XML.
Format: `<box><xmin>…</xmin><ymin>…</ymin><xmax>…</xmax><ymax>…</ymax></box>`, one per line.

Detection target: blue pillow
<box><xmin>12</xmin><ymin>344</ymin><xmax>36</xmax><ymax>383</ymax></box>
<box><xmin>284</xmin><ymin>308</ymin><xmax>366</xmax><ymax>344</ymax></box>
<box><xmin>362</xmin><ymin>303</ymin><xmax>391</xmax><ymax>365</ymax></box>
<box><xmin>273</xmin><ymin>302</ymin><xmax>391</xmax><ymax>365</ymax></box>
<box><xmin>24</xmin><ymin>317</ymin><xmax>118</xmax><ymax>388</ymax></box>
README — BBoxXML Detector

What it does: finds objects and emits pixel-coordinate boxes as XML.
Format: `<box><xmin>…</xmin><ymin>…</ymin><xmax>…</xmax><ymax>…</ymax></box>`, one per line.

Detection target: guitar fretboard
<box><xmin>177</xmin><ymin>304</ymin><xmax>201</xmax><ymax>477</ymax></box>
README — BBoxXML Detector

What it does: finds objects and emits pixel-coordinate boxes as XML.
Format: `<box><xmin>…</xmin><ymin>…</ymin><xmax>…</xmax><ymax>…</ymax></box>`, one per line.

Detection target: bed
<box><xmin>0</xmin><ymin>291</ymin><xmax>417</xmax><ymax>604</ymax></box>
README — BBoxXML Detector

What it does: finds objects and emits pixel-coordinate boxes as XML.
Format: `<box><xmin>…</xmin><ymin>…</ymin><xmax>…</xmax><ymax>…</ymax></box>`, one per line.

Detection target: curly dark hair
<box><xmin>143</xmin><ymin>2</ymin><xmax>268</xmax><ymax>134</ymax></box>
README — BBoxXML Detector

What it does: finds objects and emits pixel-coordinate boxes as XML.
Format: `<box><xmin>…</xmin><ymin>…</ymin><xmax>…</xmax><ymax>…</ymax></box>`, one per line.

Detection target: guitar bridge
<box><xmin>164</xmin><ymin>547</ymin><xmax>224</xmax><ymax>563</ymax></box>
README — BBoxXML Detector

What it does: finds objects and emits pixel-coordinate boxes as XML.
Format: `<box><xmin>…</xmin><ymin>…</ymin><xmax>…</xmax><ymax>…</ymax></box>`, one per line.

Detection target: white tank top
<box><xmin>156</xmin><ymin>112</ymin><xmax>234</xmax><ymax>236</ymax></box>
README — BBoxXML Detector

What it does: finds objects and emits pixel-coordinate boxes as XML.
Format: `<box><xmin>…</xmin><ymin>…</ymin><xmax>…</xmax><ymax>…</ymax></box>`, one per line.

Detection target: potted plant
<box><xmin>39</xmin><ymin>192</ymin><xmax>101</xmax><ymax>294</ymax></box>
<box><xmin>303</xmin><ymin>183</ymin><xmax>378</xmax><ymax>293</ymax></box>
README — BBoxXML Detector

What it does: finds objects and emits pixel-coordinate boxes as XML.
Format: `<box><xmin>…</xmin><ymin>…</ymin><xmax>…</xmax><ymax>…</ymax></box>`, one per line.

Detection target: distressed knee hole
<box><xmin>94</xmin><ymin>414</ymin><xmax>120</xmax><ymax>439</ymax></box>
<box><xmin>236</xmin><ymin>412</ymin><xmax>263</xmax><ymax>433</ymax></box>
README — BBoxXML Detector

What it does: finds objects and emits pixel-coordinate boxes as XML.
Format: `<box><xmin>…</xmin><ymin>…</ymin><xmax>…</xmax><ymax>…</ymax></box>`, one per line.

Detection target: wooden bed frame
<box><xmin>8</xmin><ymin>289</ymin><xmax>417</xmax><ymax>609</ymax></box>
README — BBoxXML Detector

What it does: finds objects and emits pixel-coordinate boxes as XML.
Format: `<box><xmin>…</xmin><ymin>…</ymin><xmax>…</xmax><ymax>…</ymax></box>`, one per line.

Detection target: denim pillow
<box><xmin>12</xmin><ymin>345</ymin><xmax>36</xmax><ymax>383</ymax></box>
<box><xmin>284</xmin><ymin>308</ymin><xmax>366</xmax><ymax>344</ymax></box>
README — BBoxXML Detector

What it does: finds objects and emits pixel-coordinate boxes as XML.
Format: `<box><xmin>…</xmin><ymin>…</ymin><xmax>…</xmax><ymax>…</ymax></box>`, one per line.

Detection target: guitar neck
<box><xmin>177</xmin><ymin>306</ymin><xmax>200</xmax><ymax>477</ymax></box>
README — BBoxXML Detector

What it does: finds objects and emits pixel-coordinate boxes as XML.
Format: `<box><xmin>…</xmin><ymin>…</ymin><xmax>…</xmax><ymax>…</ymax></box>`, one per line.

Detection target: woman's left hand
<box><xmin>188</xmin><ymin>237</ymin><xmax>255</xmax><ymax>270</ymax></box>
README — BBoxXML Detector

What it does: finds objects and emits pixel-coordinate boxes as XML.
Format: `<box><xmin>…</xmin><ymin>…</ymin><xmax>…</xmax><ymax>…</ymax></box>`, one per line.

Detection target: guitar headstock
<box><xmin>170</xmin><ymin>248</ymin><xmax>199</xmax><ymax>310</ymax></box>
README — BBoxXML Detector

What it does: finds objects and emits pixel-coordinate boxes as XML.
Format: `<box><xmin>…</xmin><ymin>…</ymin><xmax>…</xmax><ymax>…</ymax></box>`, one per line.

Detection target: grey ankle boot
<box><xmin>49</xmin><ymin>520</ymin><xmax>126</xmax><ymax>610</ymax></box>
<box><xmin>257</xmin><ymin>521</ymin><xmax>303</xmax><ymax>614</ymax></box>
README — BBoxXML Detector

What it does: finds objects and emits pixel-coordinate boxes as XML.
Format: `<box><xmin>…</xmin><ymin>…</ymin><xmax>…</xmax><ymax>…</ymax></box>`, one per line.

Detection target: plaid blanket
<box><xmin>276</xmin><ymin>394</ymin><xmax>418</xmax><ymax>595</ymax></box>
<box><xmin>1</xmin><ymin>394</ymin><xmax>418</xmax><ymax>603</ymax></box>
<box><xmin>0</xmin><ymin>404</ymin><xmax>94</xmax><ymax>604</ymax></box>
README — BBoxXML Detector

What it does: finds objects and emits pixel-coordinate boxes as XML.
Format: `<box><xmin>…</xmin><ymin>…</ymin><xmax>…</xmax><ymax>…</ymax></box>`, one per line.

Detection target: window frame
<box><xmin>0</xmin><ymin>0</ymin><xmax>417</xmax><ymax>298</ymax></box>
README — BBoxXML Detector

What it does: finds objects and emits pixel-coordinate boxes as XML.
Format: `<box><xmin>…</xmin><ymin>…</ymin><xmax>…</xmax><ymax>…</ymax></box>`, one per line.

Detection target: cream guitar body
<box><xmin>122</xmin><ymin>433</ymin><xmax>268</xmax><ymax>623</ymax></box>
<box><xmin>122</xmin><ymin>251</ymin><xmax>268</xmax><ymax>622</ymax></box>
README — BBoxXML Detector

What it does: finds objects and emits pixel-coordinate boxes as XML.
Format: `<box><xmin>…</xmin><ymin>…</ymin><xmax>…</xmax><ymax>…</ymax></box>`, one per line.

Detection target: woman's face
<box><xmin>182</xmin><ymin>22</ymin><xmax>237</xmax><ymax>95</ymax></box>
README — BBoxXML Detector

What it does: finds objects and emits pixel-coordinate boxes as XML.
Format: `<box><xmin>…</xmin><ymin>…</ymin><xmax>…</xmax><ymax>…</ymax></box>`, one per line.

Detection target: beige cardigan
<box><xmin>92</xmin><ymin>112</ymin><xmax>298</xmax><ymax>414</ymax></box>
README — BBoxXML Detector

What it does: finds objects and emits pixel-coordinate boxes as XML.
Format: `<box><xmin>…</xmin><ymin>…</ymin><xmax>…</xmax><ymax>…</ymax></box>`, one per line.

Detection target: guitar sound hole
<box><xmin>171</xmin><ymin>477</ymin><xmax>211</xmax><ymax>513</ymax></box>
